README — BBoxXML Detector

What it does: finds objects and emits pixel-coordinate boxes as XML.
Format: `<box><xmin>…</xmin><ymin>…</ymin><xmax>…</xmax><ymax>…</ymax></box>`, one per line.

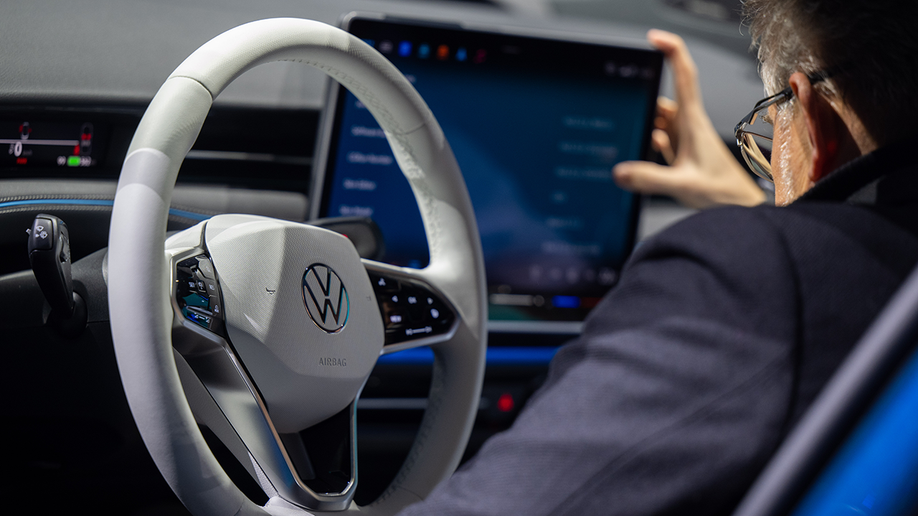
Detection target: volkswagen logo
<box><xmin>302</xmin><ymin>264</ymin><xmax>349</xmax><ymax>333</ymax></box>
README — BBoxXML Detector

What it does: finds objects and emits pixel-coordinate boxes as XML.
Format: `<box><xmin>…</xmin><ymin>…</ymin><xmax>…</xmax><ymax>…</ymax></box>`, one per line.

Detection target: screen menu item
<box><xmin>317</xmin><ymin>16</ymin><xmax>663</xmax><ymax>326</ymax></box>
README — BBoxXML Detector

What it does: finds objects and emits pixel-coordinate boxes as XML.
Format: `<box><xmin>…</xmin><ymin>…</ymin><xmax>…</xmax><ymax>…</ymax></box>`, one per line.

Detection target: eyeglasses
<box><xmin>734</xmin><ymin>72</ymin><xmax>829</xmax><ymax>182</ymax></box>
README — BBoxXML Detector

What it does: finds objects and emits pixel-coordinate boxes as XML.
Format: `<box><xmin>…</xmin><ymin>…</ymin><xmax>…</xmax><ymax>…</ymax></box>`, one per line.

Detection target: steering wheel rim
<box><xmin>107</xmin><ymin>18</ymin><xmax>486</xmax><ymax>516</ymax></box>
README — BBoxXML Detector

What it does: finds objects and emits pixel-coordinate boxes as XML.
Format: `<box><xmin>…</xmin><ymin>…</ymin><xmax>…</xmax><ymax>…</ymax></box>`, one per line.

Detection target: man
<box><xmin>398</xmin><ymin>0</ymin><xmax>918</xmax><ymax>514</ymax></box>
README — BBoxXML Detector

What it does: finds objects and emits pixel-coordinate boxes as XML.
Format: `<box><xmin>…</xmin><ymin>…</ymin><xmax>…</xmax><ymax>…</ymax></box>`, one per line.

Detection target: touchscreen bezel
<box><xmin>311</xmin><ymin>13</ymin><xmax>663</xmax><ymax>333</ymax></box>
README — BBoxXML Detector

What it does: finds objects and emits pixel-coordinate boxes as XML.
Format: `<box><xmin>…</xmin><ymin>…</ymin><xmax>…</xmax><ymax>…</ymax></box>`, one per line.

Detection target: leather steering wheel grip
<box><xmin>108</xmin><ymin>18</ymin><xmax>486</xmax><ymax>516</ymax></box>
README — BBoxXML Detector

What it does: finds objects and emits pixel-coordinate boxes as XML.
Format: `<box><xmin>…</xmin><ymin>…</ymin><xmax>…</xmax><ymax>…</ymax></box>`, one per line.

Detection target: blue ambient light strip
<box><xmin>0</xmin><ymin>199</ymin><xmax>210</xmax><ymax>221</ymax></box>
<box><xmin>377</xmin><ymin>346</ymin><xmax>561</xmax><ymax>366</ymax></box>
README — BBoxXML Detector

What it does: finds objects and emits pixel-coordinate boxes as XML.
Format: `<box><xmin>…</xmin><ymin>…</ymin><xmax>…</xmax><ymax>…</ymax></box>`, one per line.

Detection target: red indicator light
<box><xmin>473</xmin><ymin>49</ymin><xmax>487</xmax><ymax>64</ymax></box>
<box><xmin>581</xmin><ymin>297</ymin><xmax>603</xmax><ymax>309</ymax></box>
<box><xmin>73</xmin><ymin>145</ymin><xmax>80</xmax><ymax>155</ymax></box>
<box><xmin>16</xmin><ymin>157</ymin><xmax>27</xmax><ymax>165</ymax></box>
<box><xmin>81</xmin><ymin>133</ymin><xmax>91</xmax><ymax>141</ymax></box>
<box><xmin>437</xmin><ymin>45</ymin><xmax>449</xmax><ymax>60</ymax></box>
<box><xmin>497</xmin><ymin>393</ymin><xmax>514</xmax><ymax>413</ymax></box>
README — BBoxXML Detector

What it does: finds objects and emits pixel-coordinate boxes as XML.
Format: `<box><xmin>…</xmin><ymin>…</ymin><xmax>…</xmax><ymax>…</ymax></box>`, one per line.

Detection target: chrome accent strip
<box><xmin>185</xmin><ymin>149</ymin><xmax>312</xmax><ymax>166</ymax></box>
<box><xmin>356</xmin><ymin>397</ymin><xmax>492</xmax><ymax>411</ymax></box>
<box><xmin>488</xmin><ymin>320</ymin><xmax>583</xmax><ymax>335</ymax></box>
<box><xmin>380</xmin><ymin>331</ymin><xmax>456</xmax><ymax>355</ymax></box>
<box><xmin>358</xmin><ymin>398</ymin><xmax>429</xmax><ymax>410</ymax></box>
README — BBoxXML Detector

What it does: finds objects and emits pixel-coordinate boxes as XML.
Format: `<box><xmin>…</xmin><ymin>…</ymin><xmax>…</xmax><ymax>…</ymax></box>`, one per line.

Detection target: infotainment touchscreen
<box><xmin>313</xmin><ymin>14</ymin><xmax>663</xmax><ymax>331</ymax></box>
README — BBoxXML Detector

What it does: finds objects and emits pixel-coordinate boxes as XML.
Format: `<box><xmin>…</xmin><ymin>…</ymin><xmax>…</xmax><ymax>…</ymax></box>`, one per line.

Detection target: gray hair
<box><xmin>743</xmin><ymin>0</ymin><xmax>918</xmax><ymax>145</ymax></box>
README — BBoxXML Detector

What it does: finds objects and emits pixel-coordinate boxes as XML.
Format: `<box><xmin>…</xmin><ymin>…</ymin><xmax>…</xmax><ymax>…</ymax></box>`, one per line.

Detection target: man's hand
<box><xmin>613</xmin><ymin>30</ymin><xmax>767</xmax><ymax>209</ymax></box>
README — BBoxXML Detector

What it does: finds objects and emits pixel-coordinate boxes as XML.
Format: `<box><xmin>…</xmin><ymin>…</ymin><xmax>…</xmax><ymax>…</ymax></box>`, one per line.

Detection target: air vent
<box><xmin>179</xmin><ymin>106</ymin><xmax>319</xmax><ymax>193</ymax></box>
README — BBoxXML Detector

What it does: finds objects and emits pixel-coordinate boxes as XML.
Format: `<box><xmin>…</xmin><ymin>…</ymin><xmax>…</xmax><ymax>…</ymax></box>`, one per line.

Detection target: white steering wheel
<box><xmin>107</xmin><ymin>18</ymin><xmax>486</xmax><ymax>516</ymax></box>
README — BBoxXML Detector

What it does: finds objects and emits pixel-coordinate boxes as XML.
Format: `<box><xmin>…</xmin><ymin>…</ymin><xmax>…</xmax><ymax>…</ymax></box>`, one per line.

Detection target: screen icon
<box><xmin>398</xmin><ymin>41</ymin><xmax>412</xmax><ymax>57</ymax></box>
<box><xmin>456</xmin><ymin>47</ymin><xmax>468</xmax><ymax>62</ymax></box>
<box><xmin>418</xmin><ymin>43</ymin><xmax>431</xmax><ymax>59</ymax></box>
<box><xmin>436</xmin><ymin>44</ymin><xmax>449</xmax><ymax>60</ymax></box>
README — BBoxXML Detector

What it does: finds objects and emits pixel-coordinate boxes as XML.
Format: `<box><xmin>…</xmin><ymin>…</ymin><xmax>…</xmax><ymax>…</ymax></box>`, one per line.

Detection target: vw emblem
<box><xmin>302</xmin><ymin>264</ymin><xmax>349</xmax><ymax>333</ymax></box>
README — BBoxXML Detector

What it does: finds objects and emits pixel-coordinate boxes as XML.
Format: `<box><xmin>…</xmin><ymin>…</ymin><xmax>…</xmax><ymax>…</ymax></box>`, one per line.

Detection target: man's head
<box><xmin>743</xmin><ymin>0</ymin><xmax>918</xmax><ymax>204</ymax></box>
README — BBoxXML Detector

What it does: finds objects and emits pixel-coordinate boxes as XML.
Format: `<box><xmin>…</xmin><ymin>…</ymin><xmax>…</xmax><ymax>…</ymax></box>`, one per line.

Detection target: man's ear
<box><xmin>788</xmin><ymin>72</ymin><xmax>851</xmax><ymax>183</ymax></box>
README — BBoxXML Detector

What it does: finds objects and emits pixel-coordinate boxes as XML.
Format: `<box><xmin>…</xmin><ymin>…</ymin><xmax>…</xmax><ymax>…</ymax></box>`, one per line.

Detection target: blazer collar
<box><xmin>798</xmin><ymin>139</ymin><xmax>918</xmax><ymax>206</ymax></box>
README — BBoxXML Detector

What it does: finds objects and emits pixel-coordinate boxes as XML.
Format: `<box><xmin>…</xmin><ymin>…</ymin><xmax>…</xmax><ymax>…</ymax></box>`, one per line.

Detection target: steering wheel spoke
<box><xmin>166</xmin><ymin>222</ymin><xmax>365</xmax><ymax>511</ymax></box>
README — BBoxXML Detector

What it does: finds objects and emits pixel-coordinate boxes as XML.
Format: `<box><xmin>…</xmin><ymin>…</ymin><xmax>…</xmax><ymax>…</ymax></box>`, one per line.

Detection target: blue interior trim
<box><xmin>791</xmin><ymin>344</ymin><xmax>918</xmax><ymax>516</ymax></box>
<box><xmin>378</xmin><ymin>346</ymin><xmax>561</xmax><ymax>366</ymax></box>
<box><xmin>167</xmin><ymin>208</ymin><xmax>211</xmax><ymax>221</ymax></box>
<box><xmin>0</xmin><ymin>199</ymin><xmax>210</xmax><ymax>221</ymax></box>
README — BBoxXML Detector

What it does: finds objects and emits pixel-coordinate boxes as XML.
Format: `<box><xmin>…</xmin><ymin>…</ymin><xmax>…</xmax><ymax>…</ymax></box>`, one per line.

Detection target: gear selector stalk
<box><xmin>27</xmin><ymin>214</ymin><xmax>86</xmax><ymax>336</ymax></box>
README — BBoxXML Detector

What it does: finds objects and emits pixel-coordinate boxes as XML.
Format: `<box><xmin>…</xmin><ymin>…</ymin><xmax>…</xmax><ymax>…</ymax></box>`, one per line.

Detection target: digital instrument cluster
<box><xmin>1</xmin><ymin>119</ymin><xmax>103</xmax><ymax>169</ymax></box>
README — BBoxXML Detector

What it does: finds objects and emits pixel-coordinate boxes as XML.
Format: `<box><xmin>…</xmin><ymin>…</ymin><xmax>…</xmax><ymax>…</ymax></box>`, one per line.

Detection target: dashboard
<box><xmin>0</xmin><ymin>0</ymin><xmax>765</xmax><ymax>512</ymax></box>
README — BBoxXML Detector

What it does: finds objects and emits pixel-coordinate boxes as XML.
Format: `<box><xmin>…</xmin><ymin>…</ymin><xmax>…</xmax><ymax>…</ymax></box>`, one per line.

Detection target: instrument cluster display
<box><xmin>2</xmin><ymin>120</ymin><xmax>104</xmax><ymax>168</ymax></box>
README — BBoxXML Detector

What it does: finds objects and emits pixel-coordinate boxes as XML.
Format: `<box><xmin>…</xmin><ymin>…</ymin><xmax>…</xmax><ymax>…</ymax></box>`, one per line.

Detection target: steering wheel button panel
<box><xmin>175</xmin><ymin>255</ymin><xmax>225</xmax><ymax>334</ymax></box>
<box><xmin>368</xmin><ymin>271</ymin><xmax>456</xmax><ymax>346</ymax></box>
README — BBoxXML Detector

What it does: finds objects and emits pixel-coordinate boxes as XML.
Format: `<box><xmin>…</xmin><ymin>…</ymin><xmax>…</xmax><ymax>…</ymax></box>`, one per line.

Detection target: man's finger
<box><xmin>652</xmin><ymin>129</ymin><xmax>675</xmax><ymax>164</ymax></box>
<box><xmin>655</xmin><ymin>97</ymin><xmax>677</xmax><ymax>130</ymax></box>
<box><xmin>657</xmin><ymin>97</ymin><xmax>678</xmax><ymax>120</ymax></box>
<box><xmin>647</xmin><ymin>30</ymin><xmax>701</xmax><ymax>111</ymax></box>
<box><xmin>655</xmin><ymin>97</ymin><xmax>680</xmax><ymax>153</ymax></box>
<box><xmin>613</xmin><ymin>160</ymin><xmax>685</xmax><ymax>197</ymax></box>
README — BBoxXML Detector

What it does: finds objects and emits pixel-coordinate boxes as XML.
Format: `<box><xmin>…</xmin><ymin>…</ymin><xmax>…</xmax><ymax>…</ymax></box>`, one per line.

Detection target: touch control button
<box><xmin>209</xmin><ymin>296</ymin><xmax>222</xmax><ymax>317</ymax></box>
<box><xmin>30</xmin><ymin>218</ymin><xmax>54</xmax><ymax>250</ymax></box>
<box><xmin>196</xmin><ymin>256</ymin><xmax>216</xmax><ymax>279</ymax></box>
<box><xmin>370</xmin><ymin>273</ymin><xmax>400</xmax><ymax>294</ymax></box>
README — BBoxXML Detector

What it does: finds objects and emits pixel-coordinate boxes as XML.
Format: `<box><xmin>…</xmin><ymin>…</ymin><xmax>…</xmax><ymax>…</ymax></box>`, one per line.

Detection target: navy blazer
<box><xmin>397</xmin><ymin>141</ymin><xmax>918</xmax><ymax>516</ymax></box>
